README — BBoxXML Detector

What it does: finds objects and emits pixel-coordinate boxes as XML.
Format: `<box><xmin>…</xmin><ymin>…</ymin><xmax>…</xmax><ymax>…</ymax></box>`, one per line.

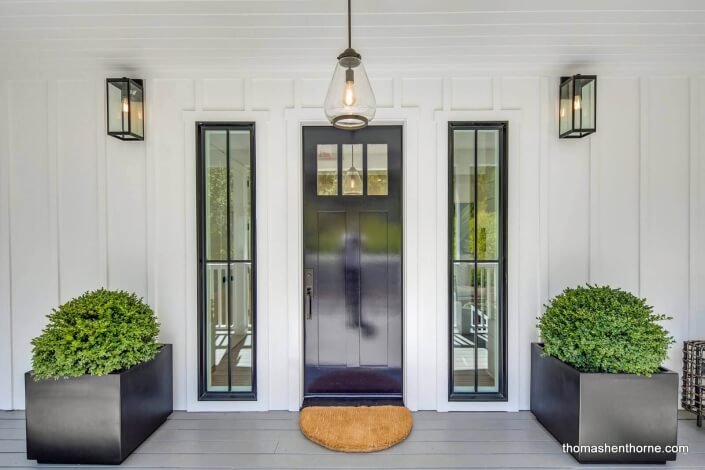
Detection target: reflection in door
<box><xmin>303</xmin><ymin>126</ymin><xmax>403</xmax><ymax>398</ymax></box>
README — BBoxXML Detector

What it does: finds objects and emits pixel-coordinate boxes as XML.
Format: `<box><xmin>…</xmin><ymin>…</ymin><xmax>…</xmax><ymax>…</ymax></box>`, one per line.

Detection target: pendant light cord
<box><xmin>347</xmin><ymin>0</ymin><xmax>352</xmax><ymax>49</ymax></box>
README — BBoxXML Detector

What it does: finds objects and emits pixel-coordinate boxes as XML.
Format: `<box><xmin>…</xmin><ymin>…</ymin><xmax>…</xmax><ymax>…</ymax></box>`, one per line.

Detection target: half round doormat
<box><xmin>299</xmin><ymin>405</ymin><xmax>413</xmax><ymax>453</ymax></box>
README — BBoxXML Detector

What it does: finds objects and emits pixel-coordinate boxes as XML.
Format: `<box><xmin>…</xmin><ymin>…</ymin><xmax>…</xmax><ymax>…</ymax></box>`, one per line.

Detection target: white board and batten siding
<box><xmin>1</xmin><ymin>75</ymin><xmax>704</xmax><ymax>411</ymax></box>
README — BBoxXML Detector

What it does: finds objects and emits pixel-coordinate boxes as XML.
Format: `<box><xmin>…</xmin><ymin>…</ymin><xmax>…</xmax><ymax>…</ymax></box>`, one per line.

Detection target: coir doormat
<box><xmin>299</xmin><ymin>405</ymin><xmax>413</xmax><ymax>453</ymax></box>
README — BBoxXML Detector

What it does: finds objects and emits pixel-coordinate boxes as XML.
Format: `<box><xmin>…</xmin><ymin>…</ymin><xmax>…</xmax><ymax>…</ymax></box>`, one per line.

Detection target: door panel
<box><xmin>315</xmin><ymin>211</ymin><xmax>347</xmax><ymax>367</ymax></box>
<box><xmin>303</xmin><ymin>126</ymin><xmax>402</xmax><ymax>398</ymax></box>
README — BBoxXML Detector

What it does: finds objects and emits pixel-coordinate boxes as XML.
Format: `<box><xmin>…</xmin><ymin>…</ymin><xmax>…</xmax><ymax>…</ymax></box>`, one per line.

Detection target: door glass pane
<box><xmin>367</xmin><ymin>144</ymin><xmax>388</xmax><ymax>196</ymax></box>
<box><xmin>477</xmin><ymin>130</ymin><xmax>499</xmax><ymax>261</ymax></box>
<box><xmin>205</xmin><ymin>130</ymin><xmax>228</xmax><ymax>260</ymax></box>
<box><xmin>229</xmin><ymin>130</ymin><xmax>251</xmax><ymax>260</ymax></box>
<box><xmin>452</xmin><ymin>130</ymin><xmax>475</xmax><ymax>260</ymax></box>
<box><xmin>206</xmin><ymin>262</ymin><xmax>229</xmax><ymax>392</ymax></box>
<box><xmin>229</xmin><ymin>262</ymin><xmax>253</xmax><ymax>392</ymax></box>
<box><xmin>317</xmin><ymin>144</ymin><xmax>338</xmax><ymax>196</ymax></box>
<box><xmin>476</xmin><ymin>263</ymin><xmax>499</xmax><ymax>392</ymax></box>
<box><xmin>452</xmin><ymin>262</ymin><xmax>475</xmax><ymax>393</ymax></box>
<box><xmin>342</xmin><ymin>144</ymin><xmax>363</xmax><ymax>196</ymax></box>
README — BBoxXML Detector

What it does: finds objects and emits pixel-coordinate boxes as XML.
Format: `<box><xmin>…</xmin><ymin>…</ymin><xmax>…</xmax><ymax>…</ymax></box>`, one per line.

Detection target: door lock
<box><xmin>304</xmin><ymin>269</ymin><xmax>314</xmax><ymax>320</ymax></box>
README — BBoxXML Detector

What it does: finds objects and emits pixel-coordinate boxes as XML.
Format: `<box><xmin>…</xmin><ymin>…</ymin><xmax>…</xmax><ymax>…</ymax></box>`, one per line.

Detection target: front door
<box><xmin>303</xmin><ymin>126</ymin><xmax>402</xmax><ymax>398</ymax></box>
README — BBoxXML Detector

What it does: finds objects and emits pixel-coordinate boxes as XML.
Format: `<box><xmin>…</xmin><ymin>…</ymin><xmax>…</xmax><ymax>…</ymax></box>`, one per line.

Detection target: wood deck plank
<box><xmin>0</xmin><ymin>411</ymin><xmax>701</xmax><ymax>468</ymax></box>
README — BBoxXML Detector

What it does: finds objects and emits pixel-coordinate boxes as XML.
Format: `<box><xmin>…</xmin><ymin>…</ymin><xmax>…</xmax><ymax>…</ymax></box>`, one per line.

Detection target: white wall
<box><xmin>1</xmin><ymin>74</ymin><xmax>704</xmax><ymax>411</ymax></box>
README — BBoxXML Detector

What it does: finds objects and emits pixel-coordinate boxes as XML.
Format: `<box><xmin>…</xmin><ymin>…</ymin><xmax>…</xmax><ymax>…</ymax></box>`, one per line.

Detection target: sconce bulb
<box><xmin>560</xmin><ymin>107</ymin><xmax>565</xmax><ymax>118</ymax></box>
<box><xmin>574</xmin><ymin>96</ymin><xmax>581</xmax><ymax>111</ymax></box>
<box><xmin>122</xmin><ymin>99</ymin><xmax>129</xmax><ymax>113</ymax></box>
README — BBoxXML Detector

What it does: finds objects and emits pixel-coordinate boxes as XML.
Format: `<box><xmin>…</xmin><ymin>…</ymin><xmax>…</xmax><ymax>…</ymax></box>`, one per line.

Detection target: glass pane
<box><xmin>205</xmin><ymin>130</ymin><xmax>228</xmax><ymax>261</ymax></box>
<box><xmin>342</xmin><ymin>144</ymin><xmax>363</xmax><ymax>196</ymax></box>
<box><xmin>476</xmin><ymin>130</ymin><xmax>499</xmax><ymax>260</ymax></box>
<box><xmin>452</xmin><ymin>262</ymin><xmax>500</xmax><ymax>393</ymax></box>
<box><xmin>206</xmin><ymin>262</ymin><xmax>229</xmax><ymax>392</ymax></box>
<box><xmin>452</xmin><ymin>130</ymin><xmax>475</xmax><ymax>260</ymax></box>
<box><xmin>476</xmin><ymin>263</ymin><xmax>499</xmax><ymax>392</ymax></box>
<box><xmin>452</xmin><ymin>262</ymin><xmax>475</xmax><ymax>393</ymax></box>
<box><xmin>129</xmin><ymin>83</ymin><xmax>144</xmax><ymax>138</ymax></box>
<box><xmin>576</xmin><ymin>78</ymin><xmax>595</xmax><ymax>129</ymax></box>
<box><xmin>317</xmin><ymin>144</ymin><xmax>338</xmax><ymax>196</ymax></box>
<box><xmin>367</xmin><ymin>144</ymin><xmax>388</xmax><ymax>196</ymax></box>
<box><xmin>559</xmin><ymin>79</ymin><xmax>572</xmax><ymax>135</ymax></box>
<box><xmin>107</xmin><ymin>81</ymin><xmax>127</xmax><ymax>134</ymax></box>
<box><xmin>229</xmin><ymin>130</ymin><xmax>252</xmax><ymax>261</ymax></box>
<box><xmin>230</xmin><ymin>262</ymin><xmax>253</xmax><ymax>392</ymax></box>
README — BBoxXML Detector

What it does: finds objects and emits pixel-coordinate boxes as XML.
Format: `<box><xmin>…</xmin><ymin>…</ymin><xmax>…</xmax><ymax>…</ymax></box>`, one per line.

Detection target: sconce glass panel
<box><xmin>559</xmin><ymin>75</ymin><xmax>596</xmax><ymax>139</ymax></box>
<box><xmin>106</xmin><ymin>78</ymin><xmax>144</xmax><ymax>141</ymax></box>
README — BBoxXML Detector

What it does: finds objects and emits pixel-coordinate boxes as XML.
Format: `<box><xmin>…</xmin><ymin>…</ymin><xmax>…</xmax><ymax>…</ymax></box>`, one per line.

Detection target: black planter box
<box><xmin>530</xmin><ymin>343</ymin><xmax>678</xmax><ymax>464</ymax></box>
<box><xmin>25</xmin><ymin>344</ymin><xmax>173</xmax><ymax>465</ymax></box>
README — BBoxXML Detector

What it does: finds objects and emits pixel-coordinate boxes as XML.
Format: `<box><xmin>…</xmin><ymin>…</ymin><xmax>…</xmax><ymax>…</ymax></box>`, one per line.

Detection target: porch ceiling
<box><xmin>1</xmin><ymin>0</ymin><xmax>704</xmax><ymax>75</ymax></box>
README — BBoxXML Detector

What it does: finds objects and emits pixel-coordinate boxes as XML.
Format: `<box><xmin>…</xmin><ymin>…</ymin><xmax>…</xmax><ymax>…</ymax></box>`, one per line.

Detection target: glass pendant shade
<box><xmin>325</xmin><ymin>56</ymin><xmax>376</xmax><ymax>129</ymax></box>
<box><xmin>343</xmin><ymin>164</ymin><xmax>363</xmax><ymax>195</ymax></box>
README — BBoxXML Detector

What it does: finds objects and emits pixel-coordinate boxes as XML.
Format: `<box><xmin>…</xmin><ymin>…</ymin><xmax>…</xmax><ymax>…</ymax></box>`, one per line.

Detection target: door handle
<box><xmin>304</xmin><ymin>269</ymin><xmax>314</xmax><ymax>320</ymax></box>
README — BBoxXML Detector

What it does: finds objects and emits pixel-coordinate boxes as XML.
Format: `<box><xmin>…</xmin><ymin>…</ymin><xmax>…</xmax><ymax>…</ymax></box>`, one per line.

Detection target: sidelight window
<box><xmin>449</xmin><ymin>122</ymin><xmax>507</xmax><ymax>401</ymax></box>
<box><xmin>198</xmin><ymin>123</ymin><xmax>256</xmax><ymax>400</ymax></box>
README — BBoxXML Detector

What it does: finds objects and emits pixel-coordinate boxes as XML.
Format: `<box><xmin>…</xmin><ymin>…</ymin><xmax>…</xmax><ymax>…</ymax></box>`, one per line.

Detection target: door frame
<box><xmin>301</xmin><ymin>124</ymin><xmax>405</xmax><ymax>400</ymax></box>
<box><xmin>285</xmin><ymin>108</ymin><xmax>420</xmax><ymax>411</ymax></box>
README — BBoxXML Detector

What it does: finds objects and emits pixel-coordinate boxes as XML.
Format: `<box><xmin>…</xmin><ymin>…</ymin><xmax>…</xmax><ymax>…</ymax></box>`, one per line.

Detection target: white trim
<box><xmin>183</xmin><ymin>110</ymin><xmax>270</xmax><ymax>411</ymax></box>
<box><xmin>435</xmin><ymin>110</ymin><xmax>522</xmax><ymax>412</ymax></box>
<box><xmin>0</xmin><ymin>80</ymin><xmax>13</xmax><ymax>410</ymax></box>
<box><xmin>284</xmin><ymin>107</ymin><xmax>421</xmax><ymax>411</ymax></box>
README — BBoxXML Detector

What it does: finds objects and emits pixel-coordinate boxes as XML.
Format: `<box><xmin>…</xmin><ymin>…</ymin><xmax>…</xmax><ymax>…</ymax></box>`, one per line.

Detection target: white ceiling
<box><xmin>1</xmin><ymin>0</ymin><xmax>704</xmax><ymax>76</ymax></box>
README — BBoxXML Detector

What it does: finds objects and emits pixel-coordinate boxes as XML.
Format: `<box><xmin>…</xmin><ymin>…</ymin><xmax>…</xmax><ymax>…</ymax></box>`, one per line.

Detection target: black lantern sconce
<box><xmin>559</xmin><ymin>75</ymin><xmax>596</xmax><ymax>139</ymax></box>
<box><xmin>106</xmin><ymin>78</ymin><xmax>144</xmax><ymax>141</ymax></box>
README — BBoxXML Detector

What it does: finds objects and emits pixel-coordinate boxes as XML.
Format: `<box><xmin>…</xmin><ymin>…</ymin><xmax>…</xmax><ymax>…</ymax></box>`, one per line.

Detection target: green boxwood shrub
<box><xmin>537</xmin><ymin>285</ymin><xmax>673</xmax><ymax>375</ymax></box>
<box><xmin>31</xmin><ymin>289</ymin><xmax>160</xmax><ymax>380</ymax></box>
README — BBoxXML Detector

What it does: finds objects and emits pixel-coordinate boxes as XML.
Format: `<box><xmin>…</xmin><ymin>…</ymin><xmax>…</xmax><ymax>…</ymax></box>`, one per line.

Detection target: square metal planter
<box><xmin>530</xmin><ymin>343</ymin><xmax>678</xmax><ymax>464</ymax></box>
<box><xmin>25</xmin><ymin>344</ymin><xmax>173</xmax><ymax>464</ymax></box>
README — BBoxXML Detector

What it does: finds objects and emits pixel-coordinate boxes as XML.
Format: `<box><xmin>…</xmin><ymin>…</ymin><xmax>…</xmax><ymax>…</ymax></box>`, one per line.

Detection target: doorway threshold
<box><xmin>302</xmin><ymin>397</ymin><xmax>404</xmax><ymax>408</ymax></box>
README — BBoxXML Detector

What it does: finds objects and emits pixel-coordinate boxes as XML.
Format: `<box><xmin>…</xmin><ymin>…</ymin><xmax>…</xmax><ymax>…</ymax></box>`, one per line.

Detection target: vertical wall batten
<box><xmin>0</xmin><ymin>81</ymin><xmax>13</xmax><ymax>409</ymax></box>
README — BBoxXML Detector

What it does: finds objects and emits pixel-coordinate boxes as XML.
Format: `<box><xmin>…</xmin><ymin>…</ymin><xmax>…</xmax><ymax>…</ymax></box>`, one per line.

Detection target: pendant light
<box><xmin>343</xmin><ymin>146</ymin><xmax>363</xmax><ymax>195</ymax></box>
<box><xmin>324</xmin><ymin>0</ymin><xmax>376</xmax><ymax>129</ymax></box>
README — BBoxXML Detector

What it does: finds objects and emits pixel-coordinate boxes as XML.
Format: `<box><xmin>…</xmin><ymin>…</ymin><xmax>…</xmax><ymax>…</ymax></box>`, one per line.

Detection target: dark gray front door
<box><xmin>303</xmin><ymin>126</ymin><xmax>402</xmax><ymax>398</ymax></box>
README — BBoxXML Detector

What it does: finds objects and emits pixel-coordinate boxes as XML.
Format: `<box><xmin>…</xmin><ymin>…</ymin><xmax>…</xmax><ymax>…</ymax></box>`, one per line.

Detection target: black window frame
<box><xmin>196</xmin><ymin>122</ymin><xmax>257</xmax><ymax>401</ymax></box>
<box><xmin>448</xmin><ymin>121</ymin><xmax>508</xmax><ymax>402</ymax></box>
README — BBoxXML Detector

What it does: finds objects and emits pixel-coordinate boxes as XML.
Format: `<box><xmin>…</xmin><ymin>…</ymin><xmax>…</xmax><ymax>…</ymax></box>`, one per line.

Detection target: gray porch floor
<box><xmin>0</xmin><ymin>410</ymin><xmax>703</xmax><ymax>469</ymax></box>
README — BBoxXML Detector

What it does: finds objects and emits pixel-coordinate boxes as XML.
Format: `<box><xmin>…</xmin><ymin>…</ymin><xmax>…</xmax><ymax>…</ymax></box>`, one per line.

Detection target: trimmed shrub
<box><xmin>31</xmin><ymin>289</ymin><xmax>160</xmax><ymax>380</ymax></box>
<box><xmin>537</xmin><ymin>285</ymin><xmax>673</xmax><ymax>375</ymax></box>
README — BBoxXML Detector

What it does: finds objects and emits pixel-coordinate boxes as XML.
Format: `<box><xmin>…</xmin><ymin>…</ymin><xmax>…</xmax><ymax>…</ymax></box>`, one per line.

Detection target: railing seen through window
<box><xmin>198</xmin><ymin>123</ymin><xmax>256</xmax><ymax>400</ymax></box>
<box><xmin>449</xmin><ymin>122</ymin><xmax>507</xmax><ymax>401</ymax></box>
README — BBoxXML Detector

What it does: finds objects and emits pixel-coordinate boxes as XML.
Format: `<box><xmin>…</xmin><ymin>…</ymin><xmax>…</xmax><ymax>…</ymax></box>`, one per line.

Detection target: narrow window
<box><xmin>198</xmin><ymin>123</ymin><xmax>256</xmax><ymax>400</ymax></box>
<box><xmin>449</xmin><ymin>122</ymin><xmax>507</xmax><ymax>401</ymax></box>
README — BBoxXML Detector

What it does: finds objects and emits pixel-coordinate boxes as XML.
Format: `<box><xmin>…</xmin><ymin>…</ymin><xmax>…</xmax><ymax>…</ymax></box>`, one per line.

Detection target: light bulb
<box><xmin>343</xmin><ymin>68</ymin><xmax>356</xmax><ymax>107</ymax></box>
<box><xmin>560</xmin><ymin>106</ymin><xmax>565</xmax><ymax>118</ymax></box>
<box><xmin>574</xmin><ymin>96</ymin><xmax>581</xmax><ymax>111</ymax></box>
<box><xmin>122</xmin><ymin>98</ymin><xmax>129</xmax><ymax>113</ymax></box>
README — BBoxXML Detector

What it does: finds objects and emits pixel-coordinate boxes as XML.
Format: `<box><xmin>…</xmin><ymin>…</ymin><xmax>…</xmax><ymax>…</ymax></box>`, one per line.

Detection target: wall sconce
<box><xmin>106</xmin><ymin>78</ymin><xmax>144</xmax><ymax>141</ymax></box>
<box><xmin>559</xmin><ymin>75</ymin><xmax>596</xmax><ymax>139</ymax></box>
